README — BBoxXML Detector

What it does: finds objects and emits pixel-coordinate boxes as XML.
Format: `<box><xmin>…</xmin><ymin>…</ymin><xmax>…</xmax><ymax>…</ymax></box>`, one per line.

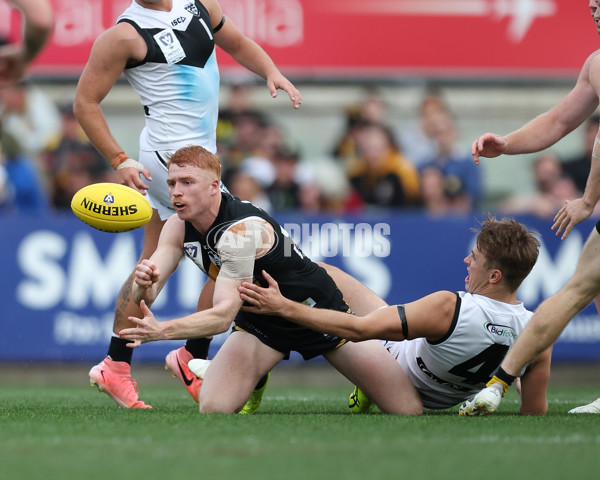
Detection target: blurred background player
<box><xmin>74</xmin><ymin>0</ymin><xmax>301</xmax><ymax>409</ymax></box>
<box><xmin>0</xmin><ymin>0</ymin><xmax>53</xmax><ymax>87</ymax></box>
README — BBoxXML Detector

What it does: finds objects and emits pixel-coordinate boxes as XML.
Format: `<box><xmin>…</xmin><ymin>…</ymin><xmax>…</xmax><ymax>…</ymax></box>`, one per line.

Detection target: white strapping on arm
<box><xmin>216</xmin><ymin>218</ymin><xmax>274</xmax><ymax>280</ymax></box>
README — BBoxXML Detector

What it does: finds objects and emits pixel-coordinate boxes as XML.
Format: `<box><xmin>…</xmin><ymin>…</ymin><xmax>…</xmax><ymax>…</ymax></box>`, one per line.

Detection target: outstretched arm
<box><xmin>552</xmin><ymin>56</ymin><xmax>600</xmax><ymax>239</ymax></box>
<box><xmin>206</xmin><ymin>0</ymin><xmax>301</xmax><ymax>109</ymax></box>
<box><xmin>121</xmin><ymin>269</ymin><xmax>246</xmax><ymax>346</ymax></box>
<box><xmin>472</xmin><ymin>50</ymin><xmax>600</xmax><ymax>165</ymax></box>
<box><xmin>0</xmin><ymin>0</ymin><xmax>53</xmax><ymax>86</ymax></box>
<box><xmin>120</xmin><ymin>218</ymin><xmax>266</xmax><ymax>345</ymax></box>
<box><xmin>239</xmin><ymin>270</ymin><xmax>456</xmax><ymax>342</ymax></box>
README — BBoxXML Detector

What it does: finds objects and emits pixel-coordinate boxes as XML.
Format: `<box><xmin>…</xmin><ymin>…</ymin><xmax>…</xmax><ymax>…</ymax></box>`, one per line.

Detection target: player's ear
<box><xmin>489</xmin><ymin>269</ymin><xmax>502</xmax><ymax>285</ymax></box>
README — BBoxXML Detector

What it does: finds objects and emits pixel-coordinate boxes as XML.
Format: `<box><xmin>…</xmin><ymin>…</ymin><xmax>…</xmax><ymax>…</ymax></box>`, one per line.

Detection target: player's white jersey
<box><xmin>118</xmin><ymin>0</ymin><xmax>219</xmax><ymax>153</ymax></box>
<box><xmin>383</xmin><ymin>291</ymin><xmax>532</xmax><ymax>410</ymax></box>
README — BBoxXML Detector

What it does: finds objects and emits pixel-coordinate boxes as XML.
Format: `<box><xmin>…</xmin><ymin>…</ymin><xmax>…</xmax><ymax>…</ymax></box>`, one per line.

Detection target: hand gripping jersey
<box><xmin>383</xmin><ymin>291</ymin><xmax>533</xmax><ymax>409</ymax></box>
<box><xmin>117</xmin><ymin>0</ymin><xmax>220</xmax><ymax>152</ymax></box>
<box><xmin>182</xmin><ymin>192</ymin><xmax>350</xmax><ymax>353</ymax></box>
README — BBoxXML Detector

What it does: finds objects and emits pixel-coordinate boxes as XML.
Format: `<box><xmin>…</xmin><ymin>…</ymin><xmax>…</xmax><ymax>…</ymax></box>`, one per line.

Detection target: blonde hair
<box><xmin>474</xmin><ymin>215</ymin><xmax>540</xmax><ymax>291</ymax></box>
<box><xmin>167</xmin><ymin>145</ymin><xmax>221</xmax><ymax>179</ymax></box>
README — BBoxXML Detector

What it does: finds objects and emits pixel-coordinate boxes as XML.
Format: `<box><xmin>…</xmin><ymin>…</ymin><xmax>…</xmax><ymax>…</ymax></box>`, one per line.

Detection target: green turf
<box><xmin>0</xmin><ymin>384</ymin><xmax>599</xmax><ymax>480</ymax></box>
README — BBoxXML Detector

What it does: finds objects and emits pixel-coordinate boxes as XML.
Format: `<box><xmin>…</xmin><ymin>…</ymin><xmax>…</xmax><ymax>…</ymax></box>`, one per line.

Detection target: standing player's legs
<box><xmin>503</xmin><ymin>228</ymin><xmax>600</xmax><ymax>377</ymax></box>
<box><xmin>324</xmin><ymin>340</ymin><xmax>423</xmax><ymax>415</ymax></box>
<box><xmin>89</xmin><ymin>210</ymin><xmax>165</xmax><ymax>409</ymax></box>
<box><xmin>198</xmin><ymin>330</ymin><xmax>284</xmax><ymax>414</ymax></box>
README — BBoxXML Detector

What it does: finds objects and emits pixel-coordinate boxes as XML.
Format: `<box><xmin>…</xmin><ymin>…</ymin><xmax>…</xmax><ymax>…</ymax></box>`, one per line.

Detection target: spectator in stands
<box><xmin>42</xmin><ymin>102</ymin><xmax>117</xmax><ymax>209</ymax></box>
<box><xmin>500</xmin><ymin>152</ymin><xmax>580</xmax><ymax>218</ymax></box>
<box><xmin>267</xmin><ymin>145</ymin><xmax>309</xmax><ymax>210</ymax></box>
<box><xmin>332</xmin><ymin>89</ymin><xmax>387</xmax><ymax>173</ymax></box>
<box><xmin>561</xmin><ymin>114</ymin><xmax>600</xmax><ymax>193</ymax></box>
<box><xmin>419</xmin><ymin>166</ymin><xmax>454</xmax><ymax>215</ymax></box>
<box><xmin>398</xmin><ymin>90</ymin><xmax>450</xmax><ymax>167</ymax></box>
<box><xmin>0</xmin><ymin>79</ymin><xmax>61</xmax><ymax>158</ymax></box>
<box><xmin>50</xmin><ymin>146</ymin><xmax>117</xmax><ymax>209</ymax></box>
<box><xmin>221</xmin><ymin>109</ymin><xmax>270</xmax><ymax>175</ymax></box>
<box><xmin>227</xmin><ymin>170</ymin><xmax>272</xmax><ymax>212</ymax></box>
<box><xmin>348</xmin><ymin>122</ymin><xmax>420</xmax><ymax>209</ymax></box>
<box><xmin>0</xmin><ymin>128</ymin><xmax>48</xmax><ymax>213</ymax></box>
<box><xmin>216</xmin><ymin>83</ymin><xmax>253</xmax><ymax>158</ymax></box>
<box><xmin>418</xmin><ymin>111</ymin><xmax>482</xmax><ymax>211</ymax></box>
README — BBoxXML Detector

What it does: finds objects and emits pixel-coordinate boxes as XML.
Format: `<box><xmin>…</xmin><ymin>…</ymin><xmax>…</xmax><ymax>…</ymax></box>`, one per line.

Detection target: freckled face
<box><xmin>167</xmin><ymin>164</ymin><xmax>217</xmax><ymax>221</ymax></box>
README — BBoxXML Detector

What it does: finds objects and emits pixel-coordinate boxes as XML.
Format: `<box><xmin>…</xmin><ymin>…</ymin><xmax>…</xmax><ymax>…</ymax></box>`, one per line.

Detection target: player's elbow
<box><xmin>210</xmin><ymin>304</ymin><xmax>238</xmax><ymax>335</ymax></box>
<box><xmin>343</xmin><ymin>330</ymin><xmax>371</xmax><ymax>342</ymax></box>
<box><xmin>72</xmin><ymin>98</ymin><xmax>87</xmax><ymax>122</ymax></box>
<box><xmin>342</xmin><ymin>320</ymin><xmax>378</xmax><ymax>342</ymax></box>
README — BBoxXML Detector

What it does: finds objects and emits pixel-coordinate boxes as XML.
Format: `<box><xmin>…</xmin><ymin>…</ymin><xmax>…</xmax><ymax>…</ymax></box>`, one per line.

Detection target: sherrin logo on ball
<box><xmin>71</xmin><ymin>183</ymin><xmax>152</xmax><ymax>233</ymax></box>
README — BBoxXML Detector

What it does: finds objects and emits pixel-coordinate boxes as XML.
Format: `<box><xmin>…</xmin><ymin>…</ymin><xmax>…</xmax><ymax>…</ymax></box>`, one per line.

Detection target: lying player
<box><xmin>237</xmin><ymin>217</ymin><xmax>551</xmax><ymax>414</ymax></box>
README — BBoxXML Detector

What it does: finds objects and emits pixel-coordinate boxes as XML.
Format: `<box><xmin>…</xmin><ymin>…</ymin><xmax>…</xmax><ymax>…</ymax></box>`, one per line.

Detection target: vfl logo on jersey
<box><xmin>158</xmin><ymin>31</ymin><xmax>174</xmax><ymax>46</ymax></box>
<box><xmin>153</xmin><ymin>28</ymin><xmax>186</xmax><ymax>64</ymax></box>
<box><xmin>184</xmin><ymin>2</ymin><xmax>200</xmax><ymax>16</ymax></box>
<box><xmin>103</xmin><ymin>193</ymin><xmax>115</xmax><ymax>205</ymax></box>
<box><xmin>484</xmin><ymin>322</ymin><xmax>518</xmax><ymax>339</ymax></box>
<box><xmin>184</xmin><ymin>243</ymin><xmax>198</xmax><ymax>258</ymax></box>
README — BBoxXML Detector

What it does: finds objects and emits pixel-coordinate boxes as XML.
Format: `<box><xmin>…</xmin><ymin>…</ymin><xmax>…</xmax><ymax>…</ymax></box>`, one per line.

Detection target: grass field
<box><xmin>1</xmin><ymin>364</ymin><xmax>599</xmax><ymax>480</ymax></box>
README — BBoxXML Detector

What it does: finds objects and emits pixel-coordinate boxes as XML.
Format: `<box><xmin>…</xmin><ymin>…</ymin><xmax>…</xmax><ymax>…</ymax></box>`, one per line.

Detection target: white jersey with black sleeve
<box><xmin>117</xmin><ymin>0</ymin><xmax>220</xmax><ymax>153</ymax></box>
<box><xmin>383</xmin><ymin>291</ymin><xmax>533</xmax><ymax>410</ymax></box>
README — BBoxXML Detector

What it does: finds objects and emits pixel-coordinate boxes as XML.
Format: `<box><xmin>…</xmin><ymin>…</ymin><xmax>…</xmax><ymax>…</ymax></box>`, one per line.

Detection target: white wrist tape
<box><xmin>117</xmin><ymin>158</ymin><xmax>145</xmax><ymax>172</ymax></box>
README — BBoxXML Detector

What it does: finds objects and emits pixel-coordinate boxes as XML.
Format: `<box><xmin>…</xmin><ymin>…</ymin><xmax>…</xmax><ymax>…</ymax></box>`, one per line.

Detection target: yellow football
<box><xmin>71</xmin><ymin>183</ymin><xmax>152</xmax><ymax>233</ymax></box>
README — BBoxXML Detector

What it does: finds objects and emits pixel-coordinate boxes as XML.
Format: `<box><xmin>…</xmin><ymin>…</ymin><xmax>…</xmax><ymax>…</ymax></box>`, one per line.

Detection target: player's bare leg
<box><xmin>325</xmin><ymin>340</ymin><xmax>422</xmax><ymax>415</ymax></box>
<box><xmin>319</xmin><ymin>263</ymin><xmax>387</xmax><ymax>316</ymax></box>
<box><xmin>198</xmin><ymin>331</ymin><xmax>283</xmax><ymax>414</ymax></box>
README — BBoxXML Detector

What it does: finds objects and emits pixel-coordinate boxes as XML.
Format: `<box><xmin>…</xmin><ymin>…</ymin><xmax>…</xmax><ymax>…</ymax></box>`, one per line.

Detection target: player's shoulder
<box><xmin>163</xmin><ymin>213</ymin><xmax>186</xmax><ymax>238</ymax></box>
<box><xmin>430</xmin><ymin>290</ymin><xmax>459</xmax><ymax>305</ymax></box>
<box><xmin>418</xmin><ymin>290</ymin><xmax>459</xmax><ymax>317</ymax></box>
<box><xmin>91</xmin><ymin>22</ymin><xmax>143</xmax><ymax>54</ymax></box>
<box><xmin>581</xmin><ymin>48</ymin><xmax>600</xmax><ymax>73</ymax></box>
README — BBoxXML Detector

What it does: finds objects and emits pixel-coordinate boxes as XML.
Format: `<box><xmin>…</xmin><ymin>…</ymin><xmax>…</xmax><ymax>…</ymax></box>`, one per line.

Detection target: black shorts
<box><xmin>232</xmin><ymin>310</ymin><xmax>348</xmax><ymax>360</ymax></box>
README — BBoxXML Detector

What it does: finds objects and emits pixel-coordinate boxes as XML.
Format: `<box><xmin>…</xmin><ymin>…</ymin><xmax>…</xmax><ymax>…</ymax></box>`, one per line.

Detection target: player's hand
<box><xmin>266</xmin><ymin>74</ymin><xmax>302</xmax><ymax>109</ymax></box>
<box><xmin>134</xmin><ymin>259</ymin><xmax>159</xmax><ymax>287</ymax></box>
<box><xmin>0</xmin><ymin>44</ymin><xmax>27</xmax><ymax>87</ymax></box>
<box><xmin>471</xmin><ymin>133</ymin><xmax>507</xmax><ymax>165</ymax></box>
<box><xmin>551</xmin><ymin>198</ymin><xmax>594</xmax><ymax>240</ymax></box>
<box><xmin>239</xmin><ymin>270</ymin><xmax>286</xmax><ymax>315</ymax></box>
<box><xmin>119</xmin><ymin>300</ymin><xmax>162</xmax><ymax>347</ymax></box>
<box><xmin>115</xmin><ymin>158</ymin><xmax>152</xmax><ymax>195</ymax></box>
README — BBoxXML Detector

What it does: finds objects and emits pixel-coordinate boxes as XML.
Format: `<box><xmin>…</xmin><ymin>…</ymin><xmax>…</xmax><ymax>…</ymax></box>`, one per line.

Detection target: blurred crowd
<box><xmin>0</xmin><ymin>81</ymin><xmax>595</xmax><ymax>218</ymax></box>
<box><xmin>0</xmin><ymin>80</ymin><xmax>117</xmax><ymax>214</ymax></box>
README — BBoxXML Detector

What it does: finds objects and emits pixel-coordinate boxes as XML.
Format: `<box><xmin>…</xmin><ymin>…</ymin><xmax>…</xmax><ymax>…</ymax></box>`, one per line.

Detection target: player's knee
<box><xmin>386</xmin><ymin>402</ymin><xmax>423</xmax><ymax>416</ymax></box>
<box><xmin>198</xmin><ymin>393</ymin><xmax>238</xmax><ymax>414</ymax></box>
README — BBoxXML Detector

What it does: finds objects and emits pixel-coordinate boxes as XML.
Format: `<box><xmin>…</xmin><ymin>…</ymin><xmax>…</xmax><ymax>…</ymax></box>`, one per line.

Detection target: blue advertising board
<box><xmin>1</xmin><ymin>211</ymin><xmax>600</xmax><ymax>363</ymax></box>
